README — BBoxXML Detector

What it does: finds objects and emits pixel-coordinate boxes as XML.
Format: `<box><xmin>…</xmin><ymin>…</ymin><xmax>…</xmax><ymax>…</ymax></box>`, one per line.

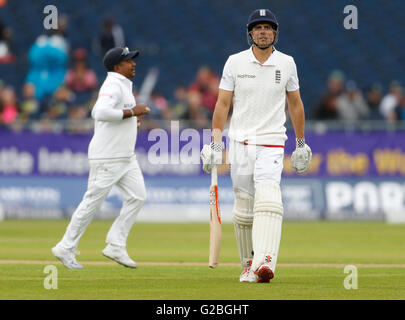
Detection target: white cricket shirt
<box><xmin>219</xmin><ymin>47</ymin><xmax>300</xmax><ymax>145</ymax></box>
<box><xmin>88</xmin><ymin>72</ymin><xmax>137</xmax><ymax>161</ymax></box>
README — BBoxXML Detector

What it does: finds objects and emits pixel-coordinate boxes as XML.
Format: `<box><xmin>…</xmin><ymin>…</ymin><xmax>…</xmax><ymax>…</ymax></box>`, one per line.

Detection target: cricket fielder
<box><xmin>52</xmin><ymin>47</ymin><xmax>150</xmax><ymax>269</ymax></box>
<box><xmin>201</xmin><ymin>9</ymin><xmax>312</xmax><ymax>283</ymax></box>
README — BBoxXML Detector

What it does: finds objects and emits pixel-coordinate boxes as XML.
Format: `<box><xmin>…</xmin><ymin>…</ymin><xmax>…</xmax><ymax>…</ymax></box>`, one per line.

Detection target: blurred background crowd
<box><xmin>0</xmin><ymin>0</ymin><xmax>404</xmax><ymax>132</ymax></box>
<box><xmin>0</xmin><ymin>13</ymin><xmax>223</xmax><ymax>131</ymax></box>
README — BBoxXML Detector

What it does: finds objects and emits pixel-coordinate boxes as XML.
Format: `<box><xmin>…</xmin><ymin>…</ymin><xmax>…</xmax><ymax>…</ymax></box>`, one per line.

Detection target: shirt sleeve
<box><xmin>91</xmin><ymin>82</ymin><xmax>123</xmax><ymax>121</ymax></box>
<box><xmin>286</xmin><ymin>58</ymin><xmax>300</xmax><ymax>92</ymax></box>
<box><xmin>219</xmin><ymin>57</ymin><xmax>234</xmax><ymax>92</ymax></box>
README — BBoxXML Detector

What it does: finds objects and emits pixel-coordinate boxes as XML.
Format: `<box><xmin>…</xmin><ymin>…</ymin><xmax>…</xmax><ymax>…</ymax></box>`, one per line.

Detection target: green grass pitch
<box><xmin>0</xmin><ymin>220</ymin><xmax>404</xmax><ymax>300</ymax></box>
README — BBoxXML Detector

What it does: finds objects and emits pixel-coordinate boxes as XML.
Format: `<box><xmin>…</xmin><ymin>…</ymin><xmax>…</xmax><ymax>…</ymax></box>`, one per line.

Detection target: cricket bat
<box><xmin>209</xmin><ymin>166</ymin><xmax>221</xmax><ymax>268</ymax></box>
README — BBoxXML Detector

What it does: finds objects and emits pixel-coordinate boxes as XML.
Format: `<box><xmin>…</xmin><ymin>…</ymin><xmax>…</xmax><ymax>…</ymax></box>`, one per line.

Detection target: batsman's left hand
<box><xmin>291</xmin><ymin>143</ymin><xmax>312</xmax><ymax>174</ymax></box>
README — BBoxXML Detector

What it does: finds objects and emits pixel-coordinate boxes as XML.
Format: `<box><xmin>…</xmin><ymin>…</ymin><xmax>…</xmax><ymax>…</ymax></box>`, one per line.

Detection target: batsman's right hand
<box><xmin>200</xmin><ymin>142</ymin><xmax>223</xmax><ymax>174</ymax></box>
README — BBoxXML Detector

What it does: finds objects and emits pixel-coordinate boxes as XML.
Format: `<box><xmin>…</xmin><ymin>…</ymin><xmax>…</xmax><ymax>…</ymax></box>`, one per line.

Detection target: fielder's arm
<box><xmin>92</xmin><ymin>83</ymin><xmax>150</xmax><ymax>121</ymax></box>
<box><xmin>286</xmin><ymin>89</ymin><xmax>305</xmax><ymax>140</ymax></box>
<box><xmin>122</xmin><ymin>104</ymin><xmax>150</xmax><ymax>119</ymax></box>
<box><xmin>212</xmin><ymin>89</ymin><xmax>233</xmax><ymax>143</ymax></box>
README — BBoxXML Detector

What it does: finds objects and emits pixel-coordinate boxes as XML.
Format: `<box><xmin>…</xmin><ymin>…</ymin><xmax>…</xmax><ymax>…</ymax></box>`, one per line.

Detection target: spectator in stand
<box><xmin>336</xmin><ymin>80</ymin><xmax>369</xmax><ymax>121</ymax></box>
<box><xmin>19</xmin><ymin>83</ymin><xmax>40</xmax><ymax>120</ymax></box>
<box><xmin>394</xmin><ymin>95</ymin><xmax>405</xmax><ymax>121</ymax></box>
<box><xmin>65</xmin><ymin>48</ymin><xmax>98</xmax><ymax>94</ymax></box>
<box><xmin>138</xmin><ymin>91</ymin><xmax>171</xmax><ymax>129</ymax></box>
<box><xmin>379</xmin><ymin>81</ymin><xmax>403</xmax><ymax>122</ymax></box>
<box><xmin>44</xmin><ymin>85</ymin><xmax>74</xmax><ymax>120</ymax></box>
<box><xmin>169</xmin><ymin>86</ymin><xmax>189</xmax><ymax>120</ymax></box>
<box><xmin>187</xmin><ymin>89</ymin><xmax>209</xmax><ymax>128</ymax></box>
<box><xmin>0</xmin><ymin>20</ymin><xmax>15</xmax><ymax>64</ymax></box>
<box><xmin>365</xmin><ymin>83</ymin><xmax>383</xmax><ymax>120</ymax></box>
<box><xmin>64</xmin><ymin>48</ymin><xmax>98</xmax><ymax>118</ymax></box>
<box><xmin>98</xmin><ymin>18</ymin><xmax>125</xmax><ymax>55</ymax></box>
<box><xmin>207</xmin><ymin>75</ymin><xmax>220</xmax><ymax>108</ymax></box>
<box><xmin>25</xmin><ymin>15</ymin><xmax>69</xmax><ymax>100</ymax></box>
<box><xmin>0</xmin><ymin>86</ymin><xmax>18</xmax><ymax>124</ymax></box>
<box><xmin>189</xmin><ymin>66</ymin><xmax>219</xmax><ymax>116</ymax></box>
<box><xmin>314</xmin><ymin>70</ymin><xmax>345</xmax><ymax>120</ymax></box>
<box><xmin>149</xmin><ymin>91</ymin><xmax>171</xmax><ymax>120</ymax></box>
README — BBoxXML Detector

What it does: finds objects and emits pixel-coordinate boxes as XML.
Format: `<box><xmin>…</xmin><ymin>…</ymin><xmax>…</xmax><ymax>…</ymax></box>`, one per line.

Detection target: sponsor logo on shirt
<box><xmin>99</xmin><ymin>93</ymin><xmax>113</xmax><ymax>98</ymax></box>
<box><xmin>237</xmin><ymin>74</ymin><xmax>256</xmax><ymax>79</ymax></box>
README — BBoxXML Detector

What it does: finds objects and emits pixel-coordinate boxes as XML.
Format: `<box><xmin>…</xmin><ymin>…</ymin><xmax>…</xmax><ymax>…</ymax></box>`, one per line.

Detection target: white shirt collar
<box><xmin>249</xmin><ymin>46</ymin><xmax>278</xmax><ymax>66</ymax></box>
<box><xmin>107</xmin><ymin>72</ymin><xmax>133</xmax><ymax>85</ymax></box>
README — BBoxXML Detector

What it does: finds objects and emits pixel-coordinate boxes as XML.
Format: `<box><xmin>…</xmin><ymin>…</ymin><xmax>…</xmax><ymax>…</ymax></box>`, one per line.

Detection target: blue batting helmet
<box><xmin>247</xmin><ymin>9</ymin><xmax>278</xmax><ymax>32</ymax></box>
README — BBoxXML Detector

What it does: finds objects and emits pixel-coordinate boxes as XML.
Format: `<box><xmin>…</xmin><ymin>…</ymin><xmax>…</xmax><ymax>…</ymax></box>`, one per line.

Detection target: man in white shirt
<box><xmin>52</xmin><ymin>47</ymin><xmax>150</xmax><ymax>269</ymax></box>
<box><xmin>379</xmin><ymin>81</ymin><xmax>403</xmax><ymax>122</ymax></box>
<box><xmin>201</xmin><ymin>9</ymin><xmax>312</xmax><ymax>283</ymax></box>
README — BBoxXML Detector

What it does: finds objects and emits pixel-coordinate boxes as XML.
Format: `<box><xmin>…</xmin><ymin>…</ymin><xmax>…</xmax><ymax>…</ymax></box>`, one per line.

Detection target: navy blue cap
<box><xmin>247</xmin><ymin>9</ymin><xmax>278</xmax><ymax>31</ymax></box>
<box><xmin>103</xmin><ymin>47</ymin><xmax>140</xmax><ymax>71</ymax></box>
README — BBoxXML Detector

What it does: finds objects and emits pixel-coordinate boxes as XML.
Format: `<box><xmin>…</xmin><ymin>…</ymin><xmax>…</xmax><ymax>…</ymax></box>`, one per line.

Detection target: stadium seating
<box><xmin>0</xmin><ymin>0</ymin><xmax>404</xmax><ymax>114</ymax></box>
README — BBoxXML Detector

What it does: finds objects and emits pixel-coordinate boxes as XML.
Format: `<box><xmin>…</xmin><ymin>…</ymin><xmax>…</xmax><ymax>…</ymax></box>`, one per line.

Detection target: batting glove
<box><xmin>291</xmin><ymin>138</ymin><xmax>312</xmax><ymax>174</ymax></box>
<box><xmin>200</xmin><ymin>142</ymin><xmax>223</xmax><ymax>174</ymax></box>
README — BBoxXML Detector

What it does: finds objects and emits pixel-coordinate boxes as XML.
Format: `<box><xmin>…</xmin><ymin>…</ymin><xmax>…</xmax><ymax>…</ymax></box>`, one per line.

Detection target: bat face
<box><xmin>209</xmin><ymin>184</ymin><xmax>222</xmax><ymax>268</ymax></box>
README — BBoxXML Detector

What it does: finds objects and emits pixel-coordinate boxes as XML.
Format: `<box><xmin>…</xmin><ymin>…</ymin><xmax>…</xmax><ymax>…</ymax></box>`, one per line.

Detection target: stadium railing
<box><xmin>2</xmin><ymin>119</ymin><xmax>405</xmax><ymax>133</ymax></box>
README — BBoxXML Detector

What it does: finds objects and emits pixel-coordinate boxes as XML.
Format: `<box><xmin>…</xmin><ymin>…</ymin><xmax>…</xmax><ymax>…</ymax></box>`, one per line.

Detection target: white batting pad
<box><xmin>253</xmin><ymin>180</ymin><xmax>283</xmax><ymax>215</ymax></box>
<box><xmin>252</xmin><ymin>212</ymin><xmax>283</xmax><ymax>272</ymax></box>
<box><xmin>232</xmin><ymin>190</ymin><xmax>254</xmax><ymax>268</ymax></box>
<box><xmin>251</xmin><ymin>181</ymin><xmax>284</xmax><ymax>272</ymax></box>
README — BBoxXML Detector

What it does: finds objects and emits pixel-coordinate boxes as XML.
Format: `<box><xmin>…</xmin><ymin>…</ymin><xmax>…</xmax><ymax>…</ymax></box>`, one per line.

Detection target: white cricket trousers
<box><xmin>57</xmin><ymin>156</ymin><xmax>146</xmax><ymax>251</ymax></box>
<box><xmin>229</xmin><ymin>140</ymin><xmax>284</xmax><ymax>192</ymax></box>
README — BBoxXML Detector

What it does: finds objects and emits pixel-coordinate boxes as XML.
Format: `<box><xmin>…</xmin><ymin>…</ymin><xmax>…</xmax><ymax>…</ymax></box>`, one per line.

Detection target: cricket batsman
<box><xmin>200</xmin><ymin>9</ymin><xmax>312</xmax><ymax>282</ymax></box>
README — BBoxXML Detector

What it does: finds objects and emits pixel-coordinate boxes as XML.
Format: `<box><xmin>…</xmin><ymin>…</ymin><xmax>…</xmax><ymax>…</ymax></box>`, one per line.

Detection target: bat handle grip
<box><xmin>211</xmin><ymin>166</ymin><xmax>218</xmax><ymax>185</ymax></box>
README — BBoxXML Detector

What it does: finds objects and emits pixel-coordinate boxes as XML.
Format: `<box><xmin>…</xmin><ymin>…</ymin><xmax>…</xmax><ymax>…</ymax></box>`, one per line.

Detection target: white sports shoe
<box><xmin>102</xmin><ymin>244</ymin><xmax>137</xmax><ymax>268</ymax></box>
<box><xmin>51</xmin><ymin>246</ymin><xmax>83</xmax><ymax>269</ymax></box>
<box><xmin>254</xmin><ymin>263</ymin><xmax>274</xmax><ymax>283</ymax></box>
<box><xmin>240</xmin><ymin>267</ymin><xmax>256</xmax><ymax>283</ymax></box>
<box><xmin>239</xmin><ymin>260</ymin><xmax>256</xmax><ymax>283</ymax></box>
